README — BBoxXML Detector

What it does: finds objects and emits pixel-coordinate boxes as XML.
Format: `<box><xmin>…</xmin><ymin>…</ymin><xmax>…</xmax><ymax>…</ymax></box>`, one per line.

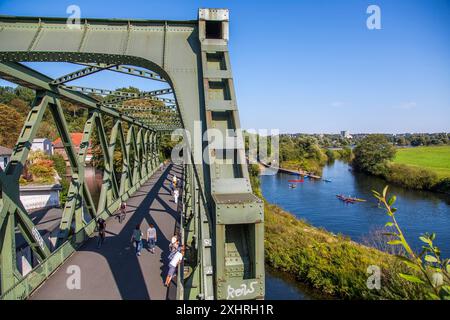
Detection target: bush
<box><xmin>50</xmin><ymin>153</ymin><xmax>66</xmax><ymax>177</ymax></box>
<box><xmin>26</xmin><ymin>151</ymin><xmax>57</xmax><ymax>184</ymax></box>
<box><xmin>29</xmin><ymin>160</ymin><xmax>54</xmax><ymax>177</ymax></box>
<box><xmin>384</xmin><ymin>163</ymin><xmax>439</xmax><ymax>190</ymax></box>
<box><xmin>336</xmin><ymin>147</ymin><xmax>353</xmax><ymax>162</ymax></box>
<box><xmin>248</xmin><ymin>164</ymin><xmax>262</xmax><ymax>199</ymax></box>
<box><xmin>325</xmin><ymin>149</ymin><xmax>335</xmax><ymax>162</ymax></box>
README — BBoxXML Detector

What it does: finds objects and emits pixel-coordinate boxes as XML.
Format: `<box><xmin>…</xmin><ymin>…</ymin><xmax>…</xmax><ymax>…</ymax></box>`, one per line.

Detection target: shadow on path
<box><xmin>30</xmin><ymin>164</ymin><xmax>183</xmax><ymax>300</ymax></box>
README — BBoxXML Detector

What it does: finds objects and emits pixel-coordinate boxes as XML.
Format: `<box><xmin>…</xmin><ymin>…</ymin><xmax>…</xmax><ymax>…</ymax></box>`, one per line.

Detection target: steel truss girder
<box><xmin>126</xmin><ymin>113</ymin><xmax>180</xmax><ymax>121</ymax></box>
<box><xmin>0</xmin><ymin>93</ymin><xmax>54</xmax><ymax>293</ymax></box>
<box><xmin>76</xmin><ymin>63</ymin><xmax>166</xmax><ymax>82</ymax></box>
<box><xmin>56</xmin><ymin>111</ymin><xmax>98</xmax><ymax>245</ymax></box>
<box><xmin>61</xmin><ymin>85</ymin><xmax>175</xmax><ymax>105</ymax></box>
<box><xmin>103</xmin><ymin>88</ymin><xmax>174</xmax><ymax>105</ymax></box>
<box><xmin>50</xmin><ymin>64</ymin><xmax>116</xmax><ymax>85</ymax></box>
<box><xmin>112</xmin><ymin>105</ymin><xmax>177</xmax><ymax>112</ymax></box>
<box><xmin>0</xmin><ymin>62</ymin><xmax>157</xmax><ymax>132</ymax></box>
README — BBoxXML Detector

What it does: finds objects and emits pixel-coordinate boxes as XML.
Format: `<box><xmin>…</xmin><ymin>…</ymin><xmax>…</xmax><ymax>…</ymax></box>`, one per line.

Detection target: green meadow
<box><xmin>393</xmin><ymin>146</ymin><xmax>450</xmax><ymax>179</ymax></box>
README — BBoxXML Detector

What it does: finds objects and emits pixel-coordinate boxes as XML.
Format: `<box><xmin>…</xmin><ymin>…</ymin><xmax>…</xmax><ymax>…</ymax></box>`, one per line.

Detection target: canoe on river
<box><xmin>336</xmin><ymin>195</ymin><xmax>367</xmax><ymax>203</ymax></box>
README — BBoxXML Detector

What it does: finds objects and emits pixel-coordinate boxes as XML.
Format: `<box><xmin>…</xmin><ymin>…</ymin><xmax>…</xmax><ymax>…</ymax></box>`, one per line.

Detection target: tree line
<box><xmin>352</xmin><ymin>135</ymin><xmax>450</xmax><ymax>194</ymax></box>
<box><xmin>282</xmin><ymin>132</ymin><xmax>450</xmax><ymax>149</ymax></box>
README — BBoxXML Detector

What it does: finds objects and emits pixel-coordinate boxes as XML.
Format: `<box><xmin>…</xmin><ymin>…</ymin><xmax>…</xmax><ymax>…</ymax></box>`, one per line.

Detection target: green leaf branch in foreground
<box><xmin>373</xmin><ymin>186</ymin><xmax>450</xmax><ymax>300</ymax></box>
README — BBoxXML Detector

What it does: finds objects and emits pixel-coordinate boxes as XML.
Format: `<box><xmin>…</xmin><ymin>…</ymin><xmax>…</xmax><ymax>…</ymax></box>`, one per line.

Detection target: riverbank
<box><xmin>254</xmin><ymin>163</ymin><xmax>433</xmax><ymax>299</ymax></box>
<box><xmin>264</xmin><ymin>201</ymin><xmax>425</xmax><ymax>299</ymax></box>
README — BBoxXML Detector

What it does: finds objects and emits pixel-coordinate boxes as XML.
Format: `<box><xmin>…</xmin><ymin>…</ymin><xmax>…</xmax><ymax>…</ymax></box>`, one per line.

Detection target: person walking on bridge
<box><xmin>97</xmin><ymin>218</ymin><xmax>106</xmax><ymax>248</ymax></box>
<box><xmin>146</xmin><ymin>223</ymin><xmax>157</xmax><ymax>254</ymax></box>
<box><xmin>131</xmin><ymin>224</ymin><xmax>143</xmax><ymax>256</ymax></box>
<box><xmin>118</xmin><ymin>201</ymin><xmax>127</xmax><ymax>223</ymax></box>
<box><xmin>173</xmin><ymin>188</ymin><xmax>179</xmax><ymax>205</ymax></box>
<box><xmin>168</xmin><ymin>234</ymin><xmax>179</xmax><ymax>259</ymax></box>
<box><xmin>172</xmin><ymin>175</ymin><xmax>177</xmax><ymax>186</ymax></box>
<box><xmin>165</xmin><ymin>245</ymin><xmax>184</xmax><ymax>287</ymax></box>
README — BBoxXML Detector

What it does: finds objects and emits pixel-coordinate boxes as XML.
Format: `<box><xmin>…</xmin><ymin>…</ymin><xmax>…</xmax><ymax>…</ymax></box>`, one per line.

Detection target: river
<box><xmin>261</xmin><ymin>160</ymin><xmax>450</xmax><ymax>299</ymax></box>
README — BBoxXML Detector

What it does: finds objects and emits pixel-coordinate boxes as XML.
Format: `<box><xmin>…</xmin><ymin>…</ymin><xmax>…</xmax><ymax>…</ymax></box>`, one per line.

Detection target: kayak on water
<box><xmin>336</xmin><ymin>195</ymin><xmax>367</xmax><ymax>203</ymax></box>
<box><xmin>288</xmin><ymin>179</ymin><xmax>304</xmax><ymax>183</ymax></box>
<box><xmin>323</xmin><ymin>179</ymin><xmax>332</xmax><ymax>183</ymax></box>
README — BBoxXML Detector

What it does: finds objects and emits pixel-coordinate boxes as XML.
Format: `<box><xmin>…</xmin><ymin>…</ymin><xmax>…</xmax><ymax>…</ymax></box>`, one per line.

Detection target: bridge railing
<box><xmin>175</xmin><ymin>163</ymin><xmax>187</xmax><ymax>300</ymax></box>
<box><xmin>0</xmin><ymin>215</ymin><xmax>96</xmax><ymax>300</ymax></box>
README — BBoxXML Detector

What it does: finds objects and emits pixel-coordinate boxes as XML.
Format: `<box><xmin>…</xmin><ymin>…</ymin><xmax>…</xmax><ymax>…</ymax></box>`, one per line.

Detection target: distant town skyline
<box><xmin>0</xmin><ymin>0</ymin><xmax>449</xmax><ymax>134</ymax></box>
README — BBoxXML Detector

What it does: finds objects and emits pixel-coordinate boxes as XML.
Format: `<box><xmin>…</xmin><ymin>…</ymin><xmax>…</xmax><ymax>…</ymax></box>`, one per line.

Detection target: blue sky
<box><xmin>0</xmin><ymin>0</ymin><xmax>449</xmax><ymax>134</ymax></box>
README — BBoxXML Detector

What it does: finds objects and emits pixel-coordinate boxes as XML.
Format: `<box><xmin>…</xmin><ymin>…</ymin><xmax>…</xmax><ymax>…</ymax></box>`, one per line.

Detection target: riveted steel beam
<box><xmin>103</xmin><ymin>88</ymin><xmax>174</xmax><ymax>104</ymax></box>
<box><xmin>61</xmin><ymin>85</ymin><xmax>175</xmax><ymax>104</ymax></box>
<box><xmin>0</xmin><ymin>62</ymin><xmax>155</xmax><ymax>132</ymax></box>
<box><xmin>110</xmin><ymin>104</ymin><xmax>177</xmax><ymax>112</ymax></box>
<box><xmin>50</xmin><ymin>64</ymin><xmax>116</xmax><ymax>85</ymax></box>
<box><xmin>76</xmin><ymin>63</ymin><xmax>166</xmax><ymax>82</ymax></box>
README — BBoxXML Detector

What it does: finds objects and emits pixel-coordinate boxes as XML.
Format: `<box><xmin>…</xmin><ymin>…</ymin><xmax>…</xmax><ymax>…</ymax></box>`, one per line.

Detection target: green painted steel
<box><xmin>0</xmin><ymin>8</ymin><xmax>264</xmax><ymax>300</ymax></box>
<box><xmin>76</xmin><ymin>63</ymin><xmax>167</xmax><ymax>82</ymax></box>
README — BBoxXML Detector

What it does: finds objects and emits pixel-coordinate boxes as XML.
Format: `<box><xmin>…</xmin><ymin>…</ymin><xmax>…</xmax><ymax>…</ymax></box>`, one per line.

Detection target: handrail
<box><xmin>175</xmin><ymin>163</ymin><xmax>186</xmax><ymax>300</ymax></box>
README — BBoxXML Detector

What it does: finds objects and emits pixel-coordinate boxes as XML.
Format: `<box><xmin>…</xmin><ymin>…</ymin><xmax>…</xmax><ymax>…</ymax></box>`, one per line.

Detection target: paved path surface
<box><xmin>30</xmin><ymin>164</ymin><xmax>183</xmax><ymax>300</ymax></box>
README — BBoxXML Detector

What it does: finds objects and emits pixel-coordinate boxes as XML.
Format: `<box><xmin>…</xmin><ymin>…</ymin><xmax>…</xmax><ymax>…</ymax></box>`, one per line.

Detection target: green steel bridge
<box><xmin>0</xmin><ymin>8</ymin><xmax>264</xmax><ymax>300</ymax></box>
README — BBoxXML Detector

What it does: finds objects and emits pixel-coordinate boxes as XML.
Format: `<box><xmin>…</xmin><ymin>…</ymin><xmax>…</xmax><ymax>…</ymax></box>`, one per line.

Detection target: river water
<box><xmin>261</xmin><ymin>160</ymin><xmax>450</xmax><ymax>299</ymax></box>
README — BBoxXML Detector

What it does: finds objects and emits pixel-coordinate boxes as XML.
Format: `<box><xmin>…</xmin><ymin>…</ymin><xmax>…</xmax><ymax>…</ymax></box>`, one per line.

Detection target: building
<box><xmin>53</xmin><ymin>133</ymin><xmax>93</xmax><ymax>176</ymax></box>
<box><xmin>0</xmin><ymin>145</ymin><xmax>13</xmax><ymax>171</ymax></box>
<box><xmin>340</xmin><ymin>130</ymin><xmax>352</xmax><ymax>139</ymax></box>
<box><xmin>31</xmin><ymin>138</ymin><xmax>53</xmax><ymax>155</ymax></box>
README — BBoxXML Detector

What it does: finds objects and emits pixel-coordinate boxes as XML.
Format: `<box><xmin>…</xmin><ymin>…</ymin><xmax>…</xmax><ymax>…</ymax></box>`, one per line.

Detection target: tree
<box><xmin>0</xmin><ymin>104</ymin><xmax>24</xmax><ymax>148</ymax></box>
<box><xmin>352</xmin><ymin>134</ymin><xmax>396</xmax><ymax>176</ymax></box>
<box><xmin>0</xmin><ymin>86</ymin><xmax>16</xmax><ymax>104</ymax></box>
<box><xmin>14</xmin><ymin>86</ymin><xmax>35</xmax><ymax>104</ymax></box>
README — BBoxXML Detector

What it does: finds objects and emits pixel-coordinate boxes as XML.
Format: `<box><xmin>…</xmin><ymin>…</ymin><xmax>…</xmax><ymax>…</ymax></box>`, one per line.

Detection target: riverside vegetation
<box><xmin>353</xmin><ymin>135</ymin><xmax>450</xmax><ymax>194</ymax></box>
<box><xmin>250</xmin><ymin>163</ymin><xmax>449</xmax><ymax>299</ymax></box>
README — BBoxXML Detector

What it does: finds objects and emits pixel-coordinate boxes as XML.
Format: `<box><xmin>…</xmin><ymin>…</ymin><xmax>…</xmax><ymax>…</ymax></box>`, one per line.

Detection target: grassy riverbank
<box><xmin>252</xmin><ymin>164</ymin><xmax>427</xmax><ymax>299</ymax></box>
<box><xmin>264</xmin><ymin>202</ymin><xmax>427</xmax><ymax>299</ymax></box>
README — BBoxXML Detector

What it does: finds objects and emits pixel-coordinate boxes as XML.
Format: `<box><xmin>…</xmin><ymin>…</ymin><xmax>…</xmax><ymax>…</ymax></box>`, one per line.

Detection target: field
<box><xmin>393</xmin><ymin>146</ymin><xmax>450</xmax><ymax>179</ymax></box>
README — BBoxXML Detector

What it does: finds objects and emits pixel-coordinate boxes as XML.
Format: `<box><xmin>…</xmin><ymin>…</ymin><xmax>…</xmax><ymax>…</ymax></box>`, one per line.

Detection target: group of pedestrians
<box><xmin>94</xmin><ymin>170</ymin><xmax>184</xmax><ymax>287</ymax></box>
<box><xmin>130</xmin><ymin>222</ymin><xmax>184</xmax><ymax>287</ymax></box>
<box><xmin>130</xmin><ymin>222</ymin><xmax>157</xmax><ymax>256</ymax></box>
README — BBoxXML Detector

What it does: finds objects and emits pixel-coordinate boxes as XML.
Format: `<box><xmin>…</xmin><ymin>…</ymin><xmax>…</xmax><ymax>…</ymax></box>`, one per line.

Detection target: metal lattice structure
<box><xmin>0</xmin><ymin>8</ymin><xmax>264</xmax><ymax>300</ymax></box>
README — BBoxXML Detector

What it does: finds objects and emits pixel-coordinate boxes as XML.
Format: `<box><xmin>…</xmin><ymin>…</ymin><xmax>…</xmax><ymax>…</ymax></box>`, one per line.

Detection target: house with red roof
<box><xmin>52</xmin><ymin>133</ymin><xmax>93</xmax><ymax>176</ymax></box>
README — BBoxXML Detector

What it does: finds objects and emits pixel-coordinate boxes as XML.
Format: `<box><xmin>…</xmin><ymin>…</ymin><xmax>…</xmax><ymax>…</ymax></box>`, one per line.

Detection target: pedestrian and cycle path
<box><xmin>30</xmin><ymin>164</ymin><xmax>183</xmax><ymax>300</ymax></box>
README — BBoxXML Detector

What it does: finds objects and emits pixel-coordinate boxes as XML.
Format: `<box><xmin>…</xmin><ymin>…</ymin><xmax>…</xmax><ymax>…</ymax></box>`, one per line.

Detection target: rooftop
<box><xmin>52</xmin><ymin>133</ymin><xmax>84</xmax><ymax>148</ymax></box>
<box><xmin>0</xmin><ymin>145</ymin><xmax>13</xmax><ymax>155</ymax></box>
